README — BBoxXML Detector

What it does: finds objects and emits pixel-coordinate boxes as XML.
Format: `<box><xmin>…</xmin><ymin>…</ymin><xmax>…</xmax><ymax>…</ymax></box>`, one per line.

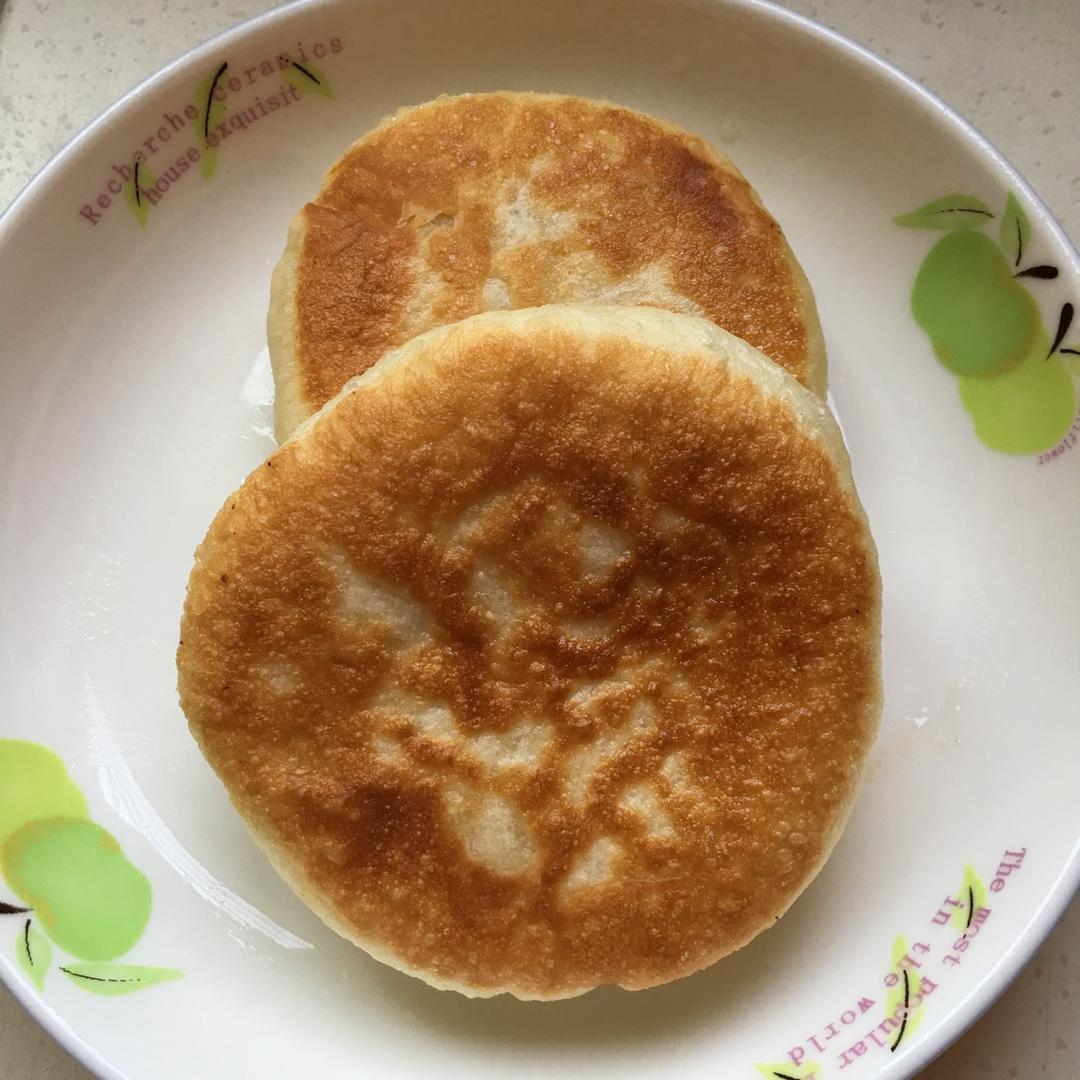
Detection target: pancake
<box><xmin>268</xmin><ymin>91</ymin><xmax>826</xmax><ymax>441</ymax></box>
<box><xmin>178</xmin><ymin>305</ymin><xmax>880</xmax><ymax>999</ymax></box>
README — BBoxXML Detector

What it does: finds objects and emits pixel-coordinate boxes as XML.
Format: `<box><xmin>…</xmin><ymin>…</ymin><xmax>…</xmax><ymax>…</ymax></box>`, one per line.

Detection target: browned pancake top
<box><xmin>274</xmin><ymin>93</ymin><xmax>824</xmax><ymax>438</ymax></box>
<box><xmin>180</xmin><ymin>309</ymin><xmax>876</xmax><ymax>998</ymax></box>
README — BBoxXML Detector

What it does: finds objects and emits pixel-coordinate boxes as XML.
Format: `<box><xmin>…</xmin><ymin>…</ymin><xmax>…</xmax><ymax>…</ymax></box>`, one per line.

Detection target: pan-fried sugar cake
<box><xmin>267</xmin><ymin>92</ymin><xmax>826</xmax><ymax>441</ymax></box>
<box><xmin>178</xmin><ymin>305</ymin><xmax>880</xmax><ymax>1000</ymax></box>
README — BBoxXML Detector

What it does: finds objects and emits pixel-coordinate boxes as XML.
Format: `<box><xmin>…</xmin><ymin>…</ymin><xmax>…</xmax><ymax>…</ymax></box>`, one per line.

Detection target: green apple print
<box><xmin>0</xmin><ymin>739</ymin><xmax>180</xmax><ymax>996</ymax></box>
<box><xmin>0</xmin><ymin>740</ymin><xmax>87</xmax><ymax>846</ymax></box>
<box><xmin>959</xmin><ymin>339</ymin><xmax>1075</xmax><ymax>454</ymax></box>
<box><xmin>912</xmin><ymin>231</ymin><xmax>1040</xmax><ymax>377</ymax></box>
<box><xmin>897</xmin><ymin>191</ymin><xmax>1079</xmax><ymax>455</ymax></box>
<box><xmin>2</xmin><ymin>819</ymin><xmax>151</xmax><ymax>961</ymax></box>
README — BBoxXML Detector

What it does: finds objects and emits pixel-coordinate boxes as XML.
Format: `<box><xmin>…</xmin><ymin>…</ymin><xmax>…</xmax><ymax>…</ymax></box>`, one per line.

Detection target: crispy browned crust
<box><xmin>269</xmin><ymin>92</ymin><xmax>826</xmax><ymax>441</ymax></box>
<box><xmin>180</xmin><ymin>307</ymin><xmax>878</xmax><ymax>999</ymax></box>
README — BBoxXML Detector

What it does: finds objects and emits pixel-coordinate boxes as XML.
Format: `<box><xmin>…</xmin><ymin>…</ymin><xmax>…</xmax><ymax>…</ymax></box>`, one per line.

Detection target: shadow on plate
<box><xmin>327</xmin><ymin>873</ymin><xmax>832</xmax><ymax>1051</ymax></box>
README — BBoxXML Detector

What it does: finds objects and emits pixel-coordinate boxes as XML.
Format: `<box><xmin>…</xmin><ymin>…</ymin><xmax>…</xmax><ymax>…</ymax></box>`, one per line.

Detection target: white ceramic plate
<box><xmin>1</xmin><ymin>1</ymin><xmax>1077</xmax><ymax>1076</ymax></box>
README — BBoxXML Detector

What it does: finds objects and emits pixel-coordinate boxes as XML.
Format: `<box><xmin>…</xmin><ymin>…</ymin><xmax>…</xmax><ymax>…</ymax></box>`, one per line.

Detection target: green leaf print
<box><xmin>999</xmin><ymin>192</ymin><xmax>1031</xmax><ymax>267</ymax></box>
<box><xmin>886</xmin><ymin>936</ymin><xmax>925</xmax><ymax>1052</ymax></box>
<box><xmin>894</xmin><ymin>194</ymin><xmax>994</xmax><ymax>230</ymax></box>
<box><xmin>196</xmin><ymin>61</ymin><xmax>230</xmax><ymax>180</ymax></box>
<box><xmin>952</xmin><ymin>865</ymin><xmax>990</xmax><ymax>931</ymax></box>
<box><xmin>755</xmin><ymin>1062</ymin><xmax>824</xmax><ymax>1079</ymax></box>
<box><xmin>125</xmin><ymin>164</ymin><xmax>156</xmax><ymax>231</ymax></box>
<box><xmin>61</xmin><ymin>962</ymin><xmax>182</xmax><ymax>996</ymax></box>
<box><xmin>16</xmin><ymin>919</ymin><xmax>52</xmax><ymax>991</ymax></box>
<box><xmin>289</xmin><ymin>60</ymin><xmax>333</xmax><ymax>99</ymax></box>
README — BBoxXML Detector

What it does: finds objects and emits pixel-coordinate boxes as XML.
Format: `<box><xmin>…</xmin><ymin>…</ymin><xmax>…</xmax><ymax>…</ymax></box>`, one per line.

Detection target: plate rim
<box><xmin>0</xmin><ymin>0</ymin><xmax>1077</xmax><ymax>1076</ymax></box>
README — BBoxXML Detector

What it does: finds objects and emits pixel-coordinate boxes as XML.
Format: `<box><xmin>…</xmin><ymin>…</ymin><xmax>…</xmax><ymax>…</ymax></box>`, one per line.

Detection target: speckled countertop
<box><xmin>0</xmin><ymin>1</ymin><xmax>1077</xmax><ymax>1077</ymax></box>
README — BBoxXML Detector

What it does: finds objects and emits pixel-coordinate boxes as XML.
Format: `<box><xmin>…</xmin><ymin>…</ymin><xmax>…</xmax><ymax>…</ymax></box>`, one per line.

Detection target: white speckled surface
<box><xmin>0</xmin><ymin>0</ymin><xmax>1076</xmax><ymax>1076</ymax></box>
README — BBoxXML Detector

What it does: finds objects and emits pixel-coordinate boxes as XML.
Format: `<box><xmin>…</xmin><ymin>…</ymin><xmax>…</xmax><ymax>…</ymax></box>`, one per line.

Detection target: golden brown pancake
<box><xmin>268</xmin><ymin>92</ymin><xmax>826</xmax><ymax>441</ymax></box>
<box><xmin>179</xmin><ymin>306</ymin><xmax>880</xmax><ymax>999</ymax></box>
